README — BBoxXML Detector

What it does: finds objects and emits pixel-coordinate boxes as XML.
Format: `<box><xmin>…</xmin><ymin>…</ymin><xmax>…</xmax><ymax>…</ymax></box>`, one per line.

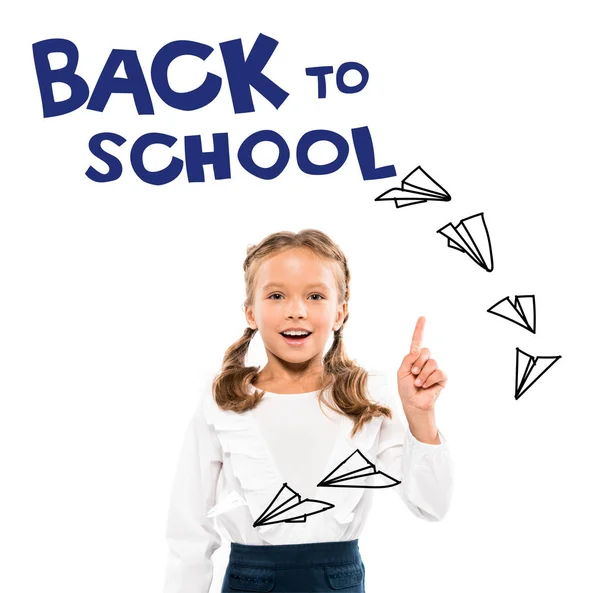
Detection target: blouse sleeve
<box><xmin>162</xmin><ymin>386</ymin><xmax>223</xmax><ymax>593</ymax></box>
<box><xmin>372</xmin><ymin>371</ymin><xmax>455</xmax><ymax>522</ymax></box>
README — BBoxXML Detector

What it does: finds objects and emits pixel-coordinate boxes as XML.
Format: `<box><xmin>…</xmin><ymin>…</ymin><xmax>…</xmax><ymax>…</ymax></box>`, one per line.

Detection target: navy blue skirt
<box><xmin>220</xmin><ymin>539</ymin><xmax>365</xmax><ymax>592</ymax></box>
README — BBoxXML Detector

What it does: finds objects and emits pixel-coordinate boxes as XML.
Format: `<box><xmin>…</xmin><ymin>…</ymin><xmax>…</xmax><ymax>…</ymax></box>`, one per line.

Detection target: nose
<box><xmin>285</xmin><ymin>297</ymin><xmax>308</xmax><ymax>319</ymax></box>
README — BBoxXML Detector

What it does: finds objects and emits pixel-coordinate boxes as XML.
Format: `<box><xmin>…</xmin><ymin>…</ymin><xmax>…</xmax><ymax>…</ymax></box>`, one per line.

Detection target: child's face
<box><xmin>245</xmin><ymin>248</ymin><xmax>346</xmax><ymax>367</ymax></box>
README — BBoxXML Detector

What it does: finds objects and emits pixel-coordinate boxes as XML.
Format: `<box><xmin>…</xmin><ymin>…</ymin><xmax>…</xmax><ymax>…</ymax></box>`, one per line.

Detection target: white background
<box><xmin>2</xmin><ymin>1</ymin><xmax>599</xmax><ymax>592</ymax></box>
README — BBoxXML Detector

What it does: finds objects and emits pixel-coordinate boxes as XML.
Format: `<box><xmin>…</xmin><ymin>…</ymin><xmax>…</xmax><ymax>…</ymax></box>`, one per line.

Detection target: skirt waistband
<box><xmin>228</xmin><ymin>539</ymin><xmax>361</xmax><ymax>568</ymax></box>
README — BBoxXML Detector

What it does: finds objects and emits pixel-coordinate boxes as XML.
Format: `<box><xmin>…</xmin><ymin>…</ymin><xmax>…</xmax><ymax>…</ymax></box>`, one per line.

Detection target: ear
<box><xmin>334</xmin><ymin>301</ymin><xmax>347</xmax><ymax>331</ymax></box>
<box><xmin>245</xmin><ymin>305</ymin><xmax>257</xmax><ymax>330</ymax></box>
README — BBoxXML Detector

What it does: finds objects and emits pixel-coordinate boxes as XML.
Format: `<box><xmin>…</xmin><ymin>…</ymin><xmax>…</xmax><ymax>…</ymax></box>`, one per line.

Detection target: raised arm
<box><xmin>374</xmin><ymin>372</ymin><xmax>455</xmax><ymax>521</ymax></box>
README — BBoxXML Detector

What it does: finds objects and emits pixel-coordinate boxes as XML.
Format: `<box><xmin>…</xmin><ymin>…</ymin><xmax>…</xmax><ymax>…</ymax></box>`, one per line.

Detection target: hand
<box><xmin>397</xmin><ymin>316</ymin><xmax>448</xmax><ymax>413</ymax></box>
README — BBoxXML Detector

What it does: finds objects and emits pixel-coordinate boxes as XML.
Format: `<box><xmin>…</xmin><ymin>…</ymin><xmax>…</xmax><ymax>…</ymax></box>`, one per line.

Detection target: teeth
<box><xmin>282</xmin><ymin>331</ymin><xmax>310</xmax><ymax>336</ymax></box>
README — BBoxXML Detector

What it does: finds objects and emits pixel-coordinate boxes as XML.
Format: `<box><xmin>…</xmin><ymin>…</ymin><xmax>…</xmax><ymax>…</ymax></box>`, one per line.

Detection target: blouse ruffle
<box><xmin>203</xmin><ymin>372</ymin><xmax>387</xmax><ymax>544</ymax></box>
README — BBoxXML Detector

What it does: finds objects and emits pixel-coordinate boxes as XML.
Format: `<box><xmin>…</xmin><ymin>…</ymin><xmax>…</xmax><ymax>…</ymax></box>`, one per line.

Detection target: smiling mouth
<box><xmin>280</xmin><ymin>332</ymin><xmax>312</xmax><ymax>342</ymax></box>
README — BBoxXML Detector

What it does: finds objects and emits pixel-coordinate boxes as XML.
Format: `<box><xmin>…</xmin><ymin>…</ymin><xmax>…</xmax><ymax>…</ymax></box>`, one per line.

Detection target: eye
<box><xmin>268</xmin><ymin>293</ymin><xmax>324</xmax><ymax>301</ymax></box>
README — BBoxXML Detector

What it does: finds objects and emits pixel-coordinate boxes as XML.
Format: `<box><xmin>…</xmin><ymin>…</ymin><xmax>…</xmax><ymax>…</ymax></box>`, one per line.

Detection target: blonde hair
<box><xmin>212</xmin><ymin>229</ymin><xmax>391</xmax><ymax>438</ymax></box>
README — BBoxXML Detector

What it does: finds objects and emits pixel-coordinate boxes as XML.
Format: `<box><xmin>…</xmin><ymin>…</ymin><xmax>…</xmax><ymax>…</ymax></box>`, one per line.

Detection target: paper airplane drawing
<box><xmin>374</xmin><ymin>166</ymin><xmax>451</xmax><ymax>209</ymax></box>
<box><xmin>487</xmin><ymin>295</ymin><xmax>536</xmax><ymax>333</ymax></box>
<box><xmin>253</xmin><ymin>483</ymin><xmax>334</xmax><ymax>527</ymax></box>
<box><xmin>317</xmin><ymin>449</ymin><xmax>401</xmax><ymax>489</ymax></box>
<box><xmin>515</xmin><ymin>347</ymin><xmax>561</xmax><ymax>400</ymax></box>
<box><xmin>437</xmin><ymin>212</ymin><xmax>494</xmax><ymax>272</ymax></box>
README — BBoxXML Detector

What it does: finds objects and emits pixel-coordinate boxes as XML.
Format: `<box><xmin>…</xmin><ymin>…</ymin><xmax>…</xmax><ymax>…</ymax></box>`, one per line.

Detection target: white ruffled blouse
<box><xmin>162</xmin><ymin>370</ymin><xmax>455</xmax><ymax>593</ymax></box>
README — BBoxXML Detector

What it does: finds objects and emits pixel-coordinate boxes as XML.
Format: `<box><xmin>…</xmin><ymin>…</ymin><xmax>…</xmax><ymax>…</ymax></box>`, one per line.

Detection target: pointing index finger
<box><xmin>410</xmin><ymin>316</ymin><xmax>426</xmax><ymax>353</ymax></box>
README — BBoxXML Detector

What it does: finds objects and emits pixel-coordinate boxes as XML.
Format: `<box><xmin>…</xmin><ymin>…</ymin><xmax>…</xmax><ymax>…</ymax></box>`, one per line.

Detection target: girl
<box><xmin>163</xmin><ymin>229</ymin><xmax>454</xmax><ymax>593</ymax></box>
